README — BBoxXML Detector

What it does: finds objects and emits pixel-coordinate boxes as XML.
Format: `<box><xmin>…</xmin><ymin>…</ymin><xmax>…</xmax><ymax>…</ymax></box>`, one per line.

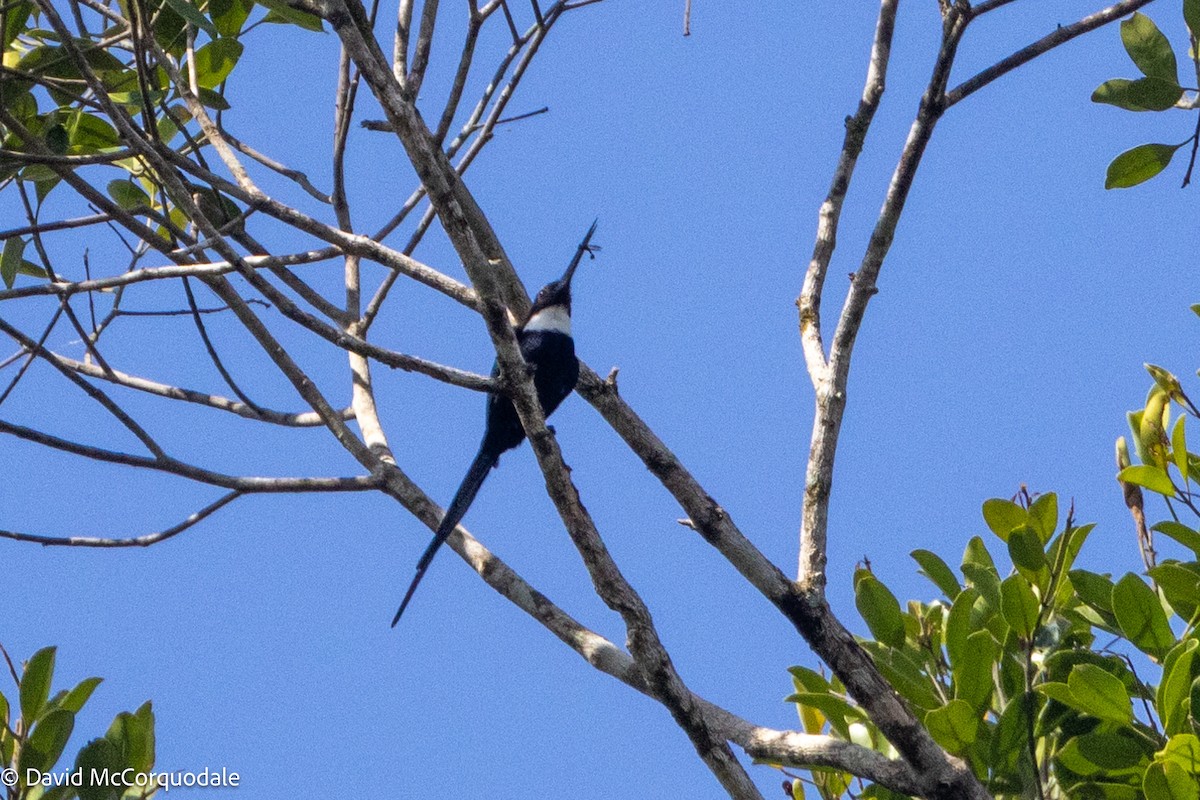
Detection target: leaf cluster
<box><xmin>1</xmin><ymin>645</ymin><xmax>157</xmax><ymax>800</ymax></box>
<box><xmin>0</xmin><ymin>0</ymin><xmax>324</xmax><ymax>286</ymax></box>
<box><xmin>1093</xmin><ymin>6</ymin><xmax>1200</xmax><ymax>189</ymax></box>
<box><xmin>787</xmin><ymin>491</ymin><xmax>1200</xmax><ymax>799</ymax></box>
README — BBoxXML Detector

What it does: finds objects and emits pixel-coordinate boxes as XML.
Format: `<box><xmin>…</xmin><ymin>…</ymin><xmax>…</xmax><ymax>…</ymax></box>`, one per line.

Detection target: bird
<box><xmin>391</xmin><ymin>221</ymin><xmax>598</xmax><ymax>626</ymax></box>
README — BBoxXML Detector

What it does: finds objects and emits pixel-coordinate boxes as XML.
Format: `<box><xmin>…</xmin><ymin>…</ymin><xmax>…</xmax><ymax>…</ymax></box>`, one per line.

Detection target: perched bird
<box><xmin>392</xmin><ymin>222</ymin><xmax>598</xmax><ymax>625</ymax></box>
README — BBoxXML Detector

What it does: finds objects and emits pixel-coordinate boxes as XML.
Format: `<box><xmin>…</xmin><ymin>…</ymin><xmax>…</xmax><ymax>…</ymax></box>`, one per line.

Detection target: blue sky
<box><xmin>3</xmin><ymin>0</ymin><xmax>1199</xmax><ymax>797</ymax></box>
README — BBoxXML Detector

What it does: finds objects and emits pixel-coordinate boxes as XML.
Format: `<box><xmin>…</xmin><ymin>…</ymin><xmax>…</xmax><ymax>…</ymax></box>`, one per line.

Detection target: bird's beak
<box><xmin>561</xmin><ymin>219</ymin><xmax>598</xmax><ymax>288</ymax></box>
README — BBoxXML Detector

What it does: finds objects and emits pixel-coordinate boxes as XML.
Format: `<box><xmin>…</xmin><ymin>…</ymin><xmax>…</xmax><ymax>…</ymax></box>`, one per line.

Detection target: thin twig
<box><xmin>216</xmin><ymin>124</ymin><xmax>332</xmax><ymax>203</ymax></box>
<box><xmin>54</xmin><ymin>353</ymin><xmax>356</xmax><ymax>426</ymax></box>
<box><xmin>0</xmin><ymin>306</ymin><xmax>64</xmax><ymax>408</ymax></box>
<box><xmin>946</xmin><ymin>0</ymin><xmax>1158</xmax><ymax>106</ymax></box>
<box><xmin>0</xmin><ymin>213</ymin><xmax>112</xmax><ymax>241</ymax></box>
<box><xmin>0</xmin><ymin>491</ymin><xmax>243</xmax><ymax>547</ymax></box>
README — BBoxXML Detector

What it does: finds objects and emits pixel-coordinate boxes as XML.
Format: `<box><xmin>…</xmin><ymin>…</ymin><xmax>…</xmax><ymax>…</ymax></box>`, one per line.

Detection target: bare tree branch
<box><xmin>0</xmin><ymin>254</ymin><xmax>332</xmax><ymax>301</ymax></box>
<box><xmin>947</xmin><ymin>0</ymin><xmax>1158</xmax><ymax>107</ymax></box>
<box><xmin>799</xmin><ymin>0</ymin><xmax>897</xmax><ymax>385</ymax></box>
<box><xmin>53</xmin><ymin>354</ymin><xmax>356</xmax><ymax>427</ymax></box>
<box><xmin>0</xmin><ymin>491</ymin><xmax>243</xmax><ymax>547</ymax></box>
<box><xmin>0</xmin><ymin>417</ymin><xmax>380</xmax><ymax>492</ymax></box>
<box><xmin>0</xmin><ymin>213</ymin><xmax>113</xmax><ymax>241</ymax></box>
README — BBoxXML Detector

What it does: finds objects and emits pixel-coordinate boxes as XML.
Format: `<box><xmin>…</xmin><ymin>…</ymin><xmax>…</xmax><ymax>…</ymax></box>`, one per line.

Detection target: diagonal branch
<box><xmin>0</xmin><ymin>254</ymin><xmax>332</xmax><ymax>301</ymax></box>
<box><xmin>52</xmin><ymin>354</ymin><xmax>356</xmax><ymax>426</ymax></box>
<box><xmin>0</xmin><ymin>491</ymin><xmax>243</xmax><ymax>547</ymax></box>
<box><xmin>0</xmin><ymin>417</ymin><xmax>380</xmax><ymax>492</ymax></box>
<box><xmin>947</xmin><ymin>0</ymin><xmax>1159</xmax><ymax>107</ymax></box>
<box><xmin>0</xmin><ymin>314</ymin><xmax>167</xmax><ymax>459</ymax></box>
<box><xmin>799</xmin><ymin>0</ymin><xmax>897</xmax><ymax>385</ymax></box>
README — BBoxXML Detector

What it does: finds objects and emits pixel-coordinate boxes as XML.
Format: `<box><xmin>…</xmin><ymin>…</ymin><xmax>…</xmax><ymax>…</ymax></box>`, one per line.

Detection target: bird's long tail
<box><xmin>392</xmin><ymin>447</ymin><xmax>497</xmax><ymax>626</ymax></box>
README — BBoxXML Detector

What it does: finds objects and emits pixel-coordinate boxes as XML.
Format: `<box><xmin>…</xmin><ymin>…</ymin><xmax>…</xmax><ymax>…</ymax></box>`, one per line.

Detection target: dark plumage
<box><xmin>392</xmin><ymin>223</ymin><xmax>596</xmax><ymax>626</ymax></box>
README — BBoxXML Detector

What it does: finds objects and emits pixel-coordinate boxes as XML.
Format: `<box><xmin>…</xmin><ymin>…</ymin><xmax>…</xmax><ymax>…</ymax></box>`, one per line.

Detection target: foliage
<box><xmin>783</xmin><ymin>489</ymin><xmax>1200</xmax><ymax>798</ymax></box>
<box><xmin>0</xmin><ymin>0</ymin><xmax>322</xmax><ymax>288</ymax></box>
<box><xmin>0</xmin><ymin>0</ymin><xmax>1182</xmax><ymax>797</ymax></box>
<box><xmin>1093</xmin><ymin>5</ymin><xmax>1200</xmax><ymax>189</ymax></box>
<box><xmin>0</xmin><ymin>645</ymin><xmax>158</xmax><ymax>800</ymax></box>
<box><xmin>783</xmin><ymin>307</ymin><xmax>1200</xmax><ymax>798</ymax></box>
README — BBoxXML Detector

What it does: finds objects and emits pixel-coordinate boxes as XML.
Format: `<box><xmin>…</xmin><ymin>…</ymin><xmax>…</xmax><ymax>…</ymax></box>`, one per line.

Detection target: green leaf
<box><xmin>108</xmin><ymin>89</ymin><xmax>169</xmax><ymax>110</ymax></box>
<box><xmin>148</xmin><ymin>0</ymin><xmax>188</xmax><ymax>56</ymax></box>
<box><xmin>1155</xmin><ymin>521</ymin><xmax>1200</xmax><ymax>558</ymax></box>
<box><xmin>17</xmin><ymin>708</ymin><xmax>74</xmax><ymax>775</ymax></box>
<box><xmin>1028</xmin><ymin>492</ymin><xmax>1058</xmax><ymax>543</ymax></box>
<box><xmin>911</xmin><ymin>549</ymin><xmax>961</xmax><ymax>599</ymax></box>
<box><xmin>1036</xmin><ymin>681</ymin><xmax>1077</xmax><ymax>706</ymax></box>
<box><xmin>1071</xmin><ymin>570</ymin><xmax>1117</xmax><ymax>614</ymax></box>
<box><xmin>256</xmin><ymin>0</ymin><xmax>324</xmax><ymax>31</ymax></box>
<box><xmin>1008</xmin><ymin>526</ymin><xmax>1048</xmax><ymax>586</ymax></box>
<box><xmin>982</xmin><ymin>498</ymin><xmax>1026</xmax><ymax>542</ymax></box>
<box><xmin>923</xmin><ymin>699</ymin><xmax>978</xmax><ymax>754</ymax></box>
<box><xmin>129</xmin><ymin>701</ymin><xmax>155</xmax><ymax>772</ymax></box>
<box><xmin>961</xmin><ymin>562</ymin><xmax>1001</xmax><ymax>611</ymax></box>
<box><xmin>1159</xmin><ymin>733</ymin><xmax>1200</xmax><ymax>773</ymax></box>
<box><xmin>20</xmin><ymin>646</ymin><xmax>55</xmax><ymax>724</ymax></box>
<box><xmin>953</xmin><ymin>630</ymin><xmax>998</xmax><ymax>712</ymax></box>
<box><xmin>209</xmin><ymin>0</ymin><xmax>254</xmax><ymax>35</ymax></box>
<box><xmin>784</xmin><ymin>692</ymin><xmax>864</xmax><ymax>740</ymax></box>
<box><xmin>66</xmin><ymin>111</ymin><xmax>120</xmax><ymax>151</ymax></box>
<box><xmin>74</xmin><ymin>738</ymin><xmax>123</xmax><ymax>800</ymax></box>
<box><xmin>1148</xmin><ymin>363</ymin><xmax>1186</xmax><ymax>400</ymax></box>
<box><xmin>2</xmin><ymin>1</ymin><xmax>32</xmax><ymax>50</ymax></box>
<box><xmin>1149</xmin><ymin>563</ymin><xmax>1200</xmax><ymax>621</ymax></box>
<box><xmin>191</xmin><ymin>38</ymin><xmax>243</xmax><ymax>89</ymax></box>
<box><xmin>1173</xmin><ymin>415</ymin><xmax>1189</xmax><ymax>485</ymax></box>
<box><xmin>34</xmin><ymin>176</ymin><xmax>61</xmax><ymax>204</ymax></box>
<box><xmin>44</xmin><ymin>123</ymin><xmax>68</xmax><ymax>154</ymax></box>
<box><xmin>854</xmin><ymin>570</ymin><xmax>906</xmax><ymax>649</ymax></box>
<box><xmin>99</xmin><ymin>700</ymin><xmax>157</xmax><ymax>774</ymax></box>
<box><xmin>60</xmin><ymin>676</ymin><xmax>102</xmax><ymax>713</ymax></box>
<box><xmin>1112</xmin><ymin>572</ymin><xmax>1175</xmax><ymax>660</ymax></box>
<box><xmin>106</xmin><ymin>179</ymin><xmax>151</xmax><ymax>211</ymax></box>
<box><xmin>1190</xmin><ymin>675</ymin><xmax>1200</xmax><ymax>734</ymax></box>
<box><xmin>787</xmin><ymin>665</ymin><xmax>830</xmax><ymax>694</ymax></box>
<box><xmin>1068</xmin><ymin>663</ymin><xmax>1133</xmax><ymax>725</ymax></box>
<box><xmin>1122</xmin><ymin>12</ymin><xmax>1179</xmax><ymax>82</ymax></box>
<box><xmin>787</xmin><ymin>666</ymin><xmax>825</xmax><ymax>734</ymax></box>
<box><xmin>1144</xmin><ymin>760</ymin><xmax>1199</xmax><ymax>800</ymax></box>
<box><xmin>1093</xmin><ymin>77</ymin><xmax>1184</xmax><ymax>112</ymax></box>
<box><xmin>1058</xmin><ymin>732</ymin><xmax>1147</xmax><ymax>776</ymax></box>
<box><xmin>991</xmin><ymin>696</ymin><xmax>1031</xmax><ymax>771</ymax></box>
<box><xmin>1158</xmin><ymin>638</ymin><xmax>1198</xmax><ymax>735</ymax></box>
<box><xmin>1187</xmin><ymin>0</ymin><xmax>1200</xmax><ymax>41</ymax></box>
<box><xmin>1050</xmin><ymin>523</ymin><xmax>1095</xmax><ymax>580</ymax></box>
<box><xmin>962</xmin><ymin>535</ymin><xmax>998</xmax><ymax>572</ymax></box>
<box><xmin>1</xmin><ymin>236</ymin><xmax>27</xmax><ymax>289</ymax></box>
<box><xmin>1001</xmin><ymin>574</ymin><xmax>1040</xmax><ymax>638</ymax></box>
<box><xmin>862</xmin><ymin>643</ymin><xmax>942</xmax><ymax>710</ymax></box>
<box><xmin>161</xmin><ymin>0</ymin><xmax>218</xmax><ymax>36</ymax></box>
<box><xmin>945</xmin><ymin>587</ymin><xmax>980</xmax><ymax>668</ymax></box>
<box><xmin>1106</xmin><ymin>142</ymin><xmax>1184</xmax><ymax>189</ymax></box>
<box><xmin>42</xmin><ymin>785</ymin><xmax>80</xmax><ymax>800</ymax></box>
<box><xmin>1075</xmin><ymin>784</ymin><xmax>1140</xmax><ymax>800</ymax></box>
<box><xmin>196</xmin><ymin>86</ymin><xmax>231</xmax><ymax>110</ymax></box>
<box><xmin>1119</xmin><ymin>464</ymin><xmax>1178</xmax><ymax>496</ymax></box>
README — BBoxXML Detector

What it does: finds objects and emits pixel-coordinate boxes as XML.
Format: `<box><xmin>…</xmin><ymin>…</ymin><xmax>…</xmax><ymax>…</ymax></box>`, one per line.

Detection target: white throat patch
<box><xmin>524</xmin><ymin>305</ymin><xmax>571</xmax><ymax>335</ymax></box>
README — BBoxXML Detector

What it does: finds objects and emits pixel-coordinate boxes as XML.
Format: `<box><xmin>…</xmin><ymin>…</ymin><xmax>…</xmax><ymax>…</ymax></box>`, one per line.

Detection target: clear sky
<box><xmin>2</xmin><ymin>0</ymin><xmax>1198</xmax><ymax>797</ymax></box>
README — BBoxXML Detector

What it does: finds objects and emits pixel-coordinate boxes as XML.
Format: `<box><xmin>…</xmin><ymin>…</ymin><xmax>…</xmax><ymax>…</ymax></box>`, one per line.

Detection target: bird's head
<box><xmin>524</xmin><ymin>220</ymin><xmax>598</xmax><ymax>333</ymax></box>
